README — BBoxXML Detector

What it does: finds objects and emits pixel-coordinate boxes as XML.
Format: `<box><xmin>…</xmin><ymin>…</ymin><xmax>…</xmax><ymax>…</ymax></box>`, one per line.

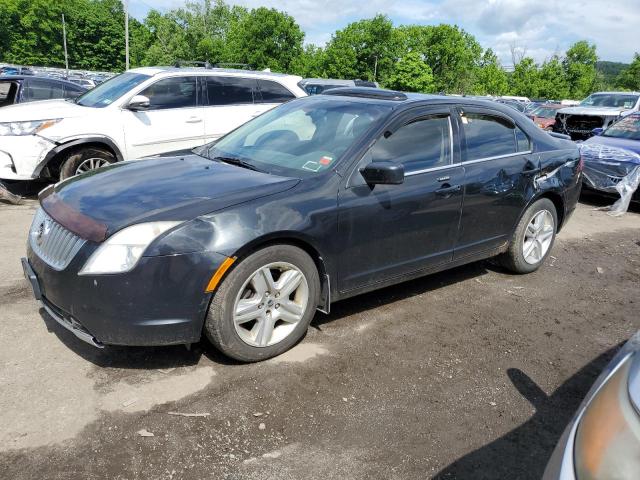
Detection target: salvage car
<box><xmin>0</xmin><ymin>67</ymin><xmax>306</xmax><ymax>182</ymax></box>
<box><xmin>580</xmin><ymin>112</ymin><xmax>640</xmax><ymax>205</ymax></box>
<box><xmin>543</xmin><ymin>330</ymin><xmax>640</xmax><ymax>480</ymax></box>
<box><xmin>553</xmin><ymin>91</ymin><xmax>640</xmax><ymax>140</ymax></box>
<box><xmin>528</xmin><ymin>103</ymin><xmax>563</xmax><ymax>130</ymax></box>
<box><xmin>21</xmin><ymin>88</ymin><xmax>582</xmax><ymax>361</ymax></box>
<box><xmin>0</xmin><ymin>75</ymin><xmax>86</xmax><ymax>108</ymax></box>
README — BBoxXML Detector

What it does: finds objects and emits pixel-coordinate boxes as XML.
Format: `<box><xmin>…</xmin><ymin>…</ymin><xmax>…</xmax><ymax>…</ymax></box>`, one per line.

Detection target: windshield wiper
<box><xmin>212</xmin><ymin>156</ymin><xmax>264</xmax><ymax>173</ymax></box>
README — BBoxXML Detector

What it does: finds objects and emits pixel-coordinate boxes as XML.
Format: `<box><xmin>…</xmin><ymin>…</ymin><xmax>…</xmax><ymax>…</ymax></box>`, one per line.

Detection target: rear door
<box><xmin>454</xmin><ymin>107</ymin><xmax>537</xmax><ymax>259</ymax></box>
<box><xmin>202</xmin><ymin>76</ymin><xmax>263</xmax><ymax>142</ymax></box>
<box><xmin>121</xmin><ymin>75</ymin><xmax>206</xmax><ymax>158</ymax></box>
<box><xmin>337</xmin><ymin>107</ymin><xmax>464</xmax><ymax>292</ymax></box>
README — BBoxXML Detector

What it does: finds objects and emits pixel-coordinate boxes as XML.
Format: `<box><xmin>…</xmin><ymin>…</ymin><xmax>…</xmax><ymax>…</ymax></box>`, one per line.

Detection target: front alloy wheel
<box><xmin>233</xmin><ymin>262</ymin><xmax>309</xmax><ymax>347</ymax></box>
<box><xmin>204</xmin><ymin>245</ymin><xmax>320</xmax><ymax>362</ymax></box>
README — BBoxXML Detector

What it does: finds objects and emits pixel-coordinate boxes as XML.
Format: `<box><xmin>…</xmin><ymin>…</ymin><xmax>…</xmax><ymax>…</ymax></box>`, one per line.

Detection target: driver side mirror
<box><xmin>591</xmin><ymin>127</ymin><xmax>604</xmax><ymax>136</ymax></box>
<box><xmin>127</xmin><ymin>95</ymin><xmax>150</xmax><ymax>111</ymax></box>
<box><xmin>360</xmin><ymin>161</ymin><xmax>404</xmax><ymax>185</ymax></box>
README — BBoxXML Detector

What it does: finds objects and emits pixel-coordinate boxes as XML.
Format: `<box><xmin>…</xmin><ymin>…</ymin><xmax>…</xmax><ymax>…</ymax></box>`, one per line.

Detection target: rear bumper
<box><xmin>24</xmin><ymin>245</ymin><xmax>228</xmax><ymax>346</ymax></box>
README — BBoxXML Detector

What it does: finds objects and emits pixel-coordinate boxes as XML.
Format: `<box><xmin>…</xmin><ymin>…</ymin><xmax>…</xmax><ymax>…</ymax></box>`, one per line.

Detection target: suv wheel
<box><xmin>498</xmin><ymin>198</ymin><xmax>558</xmax><ymax>274</ymax></box>
<box><xmin>59</xmin><ymin>147</ymin><xmax>116</xmax><ymax>180</ymax></box>
<box><xmin>204</xmin><ymin>245</ymin><xmax>321</xmax><ymax>362</ymax></box>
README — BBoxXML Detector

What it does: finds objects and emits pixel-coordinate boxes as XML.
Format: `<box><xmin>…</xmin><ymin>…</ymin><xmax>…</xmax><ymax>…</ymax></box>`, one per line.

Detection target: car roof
<box><xmin>589</xmin><ymin>91</ymin><xmax>640</xmax><ymax>95</ymax></box>
<box><xmin>128</xmin><ymin>66</ymin><xmax>301</xmax><ymax>80</ymax></box>
<box><xmin>0</xmin><ymin>75</ymin><xmax>86</xmax><ymax>87</ymax></box>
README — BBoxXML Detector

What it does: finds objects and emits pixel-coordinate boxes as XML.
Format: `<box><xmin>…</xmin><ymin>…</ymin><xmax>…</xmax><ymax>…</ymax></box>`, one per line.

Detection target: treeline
<box><xmin>1</xmin><ymin>0</ymin><xmax>639</xmax><ymax>99</ymax></box>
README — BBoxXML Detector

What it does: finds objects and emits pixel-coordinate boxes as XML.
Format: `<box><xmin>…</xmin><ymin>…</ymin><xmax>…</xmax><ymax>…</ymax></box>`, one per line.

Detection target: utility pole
<box><xmin>124</xmin><ymin>0</ymin><xmax>129</xmax><ymax>70</ymax></box>
<box><xmin>61</xmin><ymin>14</ymin><xmax>69</xmax><ymax>77</ymax></box>
<box><xmin>373</xmin><ymin>55</ymin><xmax>378</xmax><ymax>82</ymax></box>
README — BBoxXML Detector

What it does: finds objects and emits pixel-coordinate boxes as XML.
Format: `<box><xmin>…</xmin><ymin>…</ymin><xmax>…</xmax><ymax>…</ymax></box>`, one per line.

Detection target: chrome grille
<box><xmin>29</xmin><ymin>208</ymin><xmax>86</xmax><ymax>270</ymax></box>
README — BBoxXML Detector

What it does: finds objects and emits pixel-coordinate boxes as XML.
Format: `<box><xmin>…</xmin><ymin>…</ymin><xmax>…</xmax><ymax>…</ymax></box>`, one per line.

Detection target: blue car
<box><xmin>581</xmin><ymin>112</ymin><xmax>640</xmax><ymax>203</ymax></box>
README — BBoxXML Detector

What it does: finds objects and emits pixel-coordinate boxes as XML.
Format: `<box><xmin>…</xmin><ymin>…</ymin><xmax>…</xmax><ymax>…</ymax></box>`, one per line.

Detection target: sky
<box><xmin>128</xmin><ymin>0</ymin><xmax>640</xmax><ymax>65</ymax></box>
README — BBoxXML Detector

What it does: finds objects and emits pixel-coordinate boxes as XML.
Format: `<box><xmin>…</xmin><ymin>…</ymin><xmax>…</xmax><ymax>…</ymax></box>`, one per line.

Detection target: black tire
<box><xmin>204</xmin><ymin>245</ymin><xmax>321</xmax><ymax>362</ymax></box>
<box><xmin>497</xmin><ymin>198</ymin><xmax>558</xmax><ymax>274</ymax></box>
<box><xmin>59</xmin><ymin>147</ymin><xmax>116</xmax><ymax>180</ymax></box>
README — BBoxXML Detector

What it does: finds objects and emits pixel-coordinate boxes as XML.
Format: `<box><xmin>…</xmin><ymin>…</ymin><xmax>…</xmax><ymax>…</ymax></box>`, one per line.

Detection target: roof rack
<box><xmin>172</xmin><ymin>60</ymin><xmax>254</xmax><ymax>71</ymax></box>
<box><xmin>321</xmin><ymin>87</ymin><xmax>407</xmax><ymax>101</ymax></box>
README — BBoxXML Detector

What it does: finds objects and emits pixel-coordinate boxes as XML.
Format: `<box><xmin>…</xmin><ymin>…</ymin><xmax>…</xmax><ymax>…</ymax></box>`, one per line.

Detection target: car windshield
<box><xmin>195</xmin><ymin>97</ymin><xmax>391</xmax><ymax>177</ymax></box>
<box><xmin>580</xmin><ymin>93</ymin><xmax>639</xmax><ymax>109</ymax></box>
<box><xmin>532</xmin><ymin>106</ymin><xmax>559</xmax><ymax>118</ymax></box>
<box><xmin>602</xmin><ymin>115</ymin><xmax>640</xmax><ymax>140</ymax></box>
<box><xmin>74</xmin><ymin>72</ymin><xmax>150</xmax><ymax>108</ymax></box>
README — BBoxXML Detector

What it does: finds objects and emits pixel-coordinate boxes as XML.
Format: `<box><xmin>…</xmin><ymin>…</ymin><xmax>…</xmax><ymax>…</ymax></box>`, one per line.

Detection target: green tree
<box><xmin>385</xmin><ymin>51</ymin><xmax>435</xmax><ymax>92</ymax></box>
<box><xmin>290</xmin><ymin>44</ymin><xmax>326</xmax><ymax>77</ymax></box>
<box><xmin>396</xmin><ymin>24</ymin><xmax>483</xmax><ymax>93</ymax></box>
<box><xmin>510</xmin><ymin>57</ymin><xmax>541</xmax><ymax>98</ymax></box>
<box><xmin>564</xmin><ymin>41</ymin><xmax>598</xmax><ymax>99</ymax></box>
<box><xmin>538</xmin><ymin>56</ymin><xmax>569</xmax><ymax>100</ymax></box>
<box><xmin>617</xmin><ymin>53</ymin><xmax>640</xmax><ymax>90</ymax></box>
<box><xmin>224</xmin><ymin>7</ymin><xmax>303</xmax><ymax>71</ymax></box>
<box><xmin>474</xmin><ymin>48</ymin><xmax>508</xmax><ymax>95</ymax></box>
<box><xmin>324</xmin><ymin>15</ymin><xmax>399</xmax><ymax>83</ymax></box>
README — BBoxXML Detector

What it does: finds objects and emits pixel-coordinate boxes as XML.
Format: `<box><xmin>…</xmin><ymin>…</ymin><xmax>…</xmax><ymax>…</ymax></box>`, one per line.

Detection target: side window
<box><xmin>63</xmin><ymin>84</ymin><xmax>84</xmax><ymax>99</ymax></box>
<box><xmin>206</xmin><ymin>76</ymin><xmax>256</xmax><ymax>105</ymax></box>
<box><xmin>460</xmin><ymin>112</ymin><xmax>517</xmax><ymax>160</ymax></box>
<box><xmin>257</xmin><ymin>79</ymin><xmax>295</xmax><ymax>103</ymax></box>
<box><xmin>139</xmin><ymin>76</ymin><xmax>197</xmax><ymax>110</ymax></box>
<box><xmin>371</xmin><ymin>115</ymin><xmax>451</xmax><ymax>172</ymax></box>
<box><xmin>515</xmin><ymin>127</ymin><xmax>530</xmax><ymax>152</ymax></box>
<box><xmin>0</xmin><ymin>81</ymin><xmax>19</xmax><ymax>107</ymax></box>
<box><xmin>24</xmin><ymin>79</ymin><xmax>63</xmax><ymax>101</ymax></box>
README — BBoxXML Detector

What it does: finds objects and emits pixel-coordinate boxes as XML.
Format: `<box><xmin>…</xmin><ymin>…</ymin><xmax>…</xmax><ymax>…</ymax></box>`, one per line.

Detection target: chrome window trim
<box><xmin>461</xmin><ymin>150</ymin><xmax>532</xmax><ymax>166</ymax></box>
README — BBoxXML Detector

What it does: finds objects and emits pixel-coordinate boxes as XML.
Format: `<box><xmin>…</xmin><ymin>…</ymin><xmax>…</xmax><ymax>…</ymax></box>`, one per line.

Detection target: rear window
<box><xmin>207</xmin><ymin>76</ymin><xmax>257</xmax><ymax>105</ymax></box>
<box><xmin>460</xmin><ymin>112</ymin><xmax>523</xmax><ymax>160</ymax></box>
<box><xmin>257</xmin><ymin>80</ymin><xmax>295</xmax><ymax>103</ymax></box>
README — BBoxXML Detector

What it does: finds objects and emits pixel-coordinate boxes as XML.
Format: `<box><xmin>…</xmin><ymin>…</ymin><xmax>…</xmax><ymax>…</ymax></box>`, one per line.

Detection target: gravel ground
<box><xmin>0</xmin><ymin>192</ymin><xmax>639</xmax><ymax>480</ymax></box>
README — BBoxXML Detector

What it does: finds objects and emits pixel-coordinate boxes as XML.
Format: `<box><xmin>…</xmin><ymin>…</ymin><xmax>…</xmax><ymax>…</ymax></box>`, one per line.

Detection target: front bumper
<box><xmin>0</xmin><ymin>135</ymin><xmax>56</xmax><ymax>180</ymax></box>
<box><xmin>23</xmin><ymin>244</ymin><xmax>228</xmax><ymax>347</ymax></box>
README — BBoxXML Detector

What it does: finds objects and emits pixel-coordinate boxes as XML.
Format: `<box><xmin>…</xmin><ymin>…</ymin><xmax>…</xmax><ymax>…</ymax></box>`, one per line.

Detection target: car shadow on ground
<box><xmin>432</xmin><ymin>345</ymin><xmax>620</xmax><ymax>480</ymax></box>
<box><xmin>38</xmin><ymin>259</ymin><xmax>496</xmax><ymax>369</ymax></box>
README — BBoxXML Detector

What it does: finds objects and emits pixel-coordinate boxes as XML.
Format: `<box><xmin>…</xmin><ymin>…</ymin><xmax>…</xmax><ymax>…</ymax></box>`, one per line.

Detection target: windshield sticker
<box><xmin>303</xmin><ymin>161</ymin><xmax>322</xmax><ymax>172</ymax></box>
<box><xmin>319</xmin><ymin>156</ymin><xmax>333</xmax><ymax>165</ymax></box>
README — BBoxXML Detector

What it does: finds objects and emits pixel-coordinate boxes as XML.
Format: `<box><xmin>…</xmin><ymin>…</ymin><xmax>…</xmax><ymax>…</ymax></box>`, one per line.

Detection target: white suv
<box><xmin>0</xmin><ymin>67</ymin><xmax>306</xmax><ymax>181</ymax></box>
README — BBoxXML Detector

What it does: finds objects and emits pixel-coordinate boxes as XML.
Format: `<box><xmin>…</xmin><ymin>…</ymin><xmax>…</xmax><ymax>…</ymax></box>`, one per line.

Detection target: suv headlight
<box><xmin>79</xmin><ymin>222</ymin><xmax>180</xmax><ymax>275</ymax></box>
<box><xmin>0</xmin><ymin>119</ymin><xmax>61</xmax><ymax>136</ymax></box>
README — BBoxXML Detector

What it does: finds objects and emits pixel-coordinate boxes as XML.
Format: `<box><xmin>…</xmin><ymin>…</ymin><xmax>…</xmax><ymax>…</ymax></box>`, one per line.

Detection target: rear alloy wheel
<box><xmin>204</xmin><ymin>245</ymin><xmax>320</xmax><ymax>362</ymax></box>
<box><xmin>59</xmin><ymin>147</ymin><xmax>116</xmax><ymax>180</ymax></box>
<box><xmin>498</xmin><ymin>198</ymin><xmax>558</xmax><ymax>274</ymax></box>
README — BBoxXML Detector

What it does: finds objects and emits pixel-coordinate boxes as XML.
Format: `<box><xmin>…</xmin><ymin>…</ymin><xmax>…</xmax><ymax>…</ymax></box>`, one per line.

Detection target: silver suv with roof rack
<box><xmin>0</xmin><ymin>66</ymin><xmax>306</xmax><ymax>182</ymax></box>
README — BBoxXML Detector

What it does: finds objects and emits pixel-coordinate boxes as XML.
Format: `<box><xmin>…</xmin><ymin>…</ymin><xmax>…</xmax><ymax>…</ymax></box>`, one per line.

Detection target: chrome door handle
<box><xmin>186</xmin><ymin>117</ymin><xmax>202</xmax><ymax>123</ymax></box>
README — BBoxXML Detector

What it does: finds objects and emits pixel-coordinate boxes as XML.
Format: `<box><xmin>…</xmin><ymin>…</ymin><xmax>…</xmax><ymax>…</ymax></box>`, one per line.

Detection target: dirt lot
<box><xmin>1</xmin><ymin>193</ymin><xmax>639</xmax><ymax>480</ymax></box>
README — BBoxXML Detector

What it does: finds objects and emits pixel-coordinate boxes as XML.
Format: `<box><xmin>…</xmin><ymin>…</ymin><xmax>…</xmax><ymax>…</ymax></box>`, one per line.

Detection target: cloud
<box><xmin>129</xmin><ymin>0</ymin><xmax>639</xmax><ymax>64</ymax></box>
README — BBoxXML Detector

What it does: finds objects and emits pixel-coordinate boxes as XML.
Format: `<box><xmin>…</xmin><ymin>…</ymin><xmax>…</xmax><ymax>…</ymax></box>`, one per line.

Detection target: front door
<box><xmin>122</xmin><ymin>76</ymin><xmax>206</xmax><ymax>159</ymax></box>
<box><xmin>337</xmin><ymin>108</ymin><xmax>464</xmax><ymax>293</ymax></box>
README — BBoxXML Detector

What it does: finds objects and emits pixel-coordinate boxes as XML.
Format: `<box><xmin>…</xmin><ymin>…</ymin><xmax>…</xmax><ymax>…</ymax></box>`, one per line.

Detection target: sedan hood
<box><xmin>557</xmin><ymin>106</ymin><xmax>625</xmax><ymax>116</ymax></box>
<box><xmin>41</xmin><ymin>155</ymin><xmax>299</xmax><ymax>240</ymax></box>
<box><xmin>0</xmin><ymin>99</ymin><xmax>89</xmax><ymax>122</ymax></box>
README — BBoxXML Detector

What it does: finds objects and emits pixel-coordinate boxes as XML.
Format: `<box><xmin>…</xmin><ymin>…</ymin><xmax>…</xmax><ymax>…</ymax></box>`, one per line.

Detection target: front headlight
<box><xmin>79</xmin><ymin>222</ymin><xmax>180</xmax><ymax>275</ymax></box>
<box><xmin>574</xmin><ymin>355</ymin><xmax>640</xmax><ymax>479</ymax></box>
<box><xmin>0</xmin><ymin>119</ymin><xmax>61</xmax><ymax>136</ymax></box>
